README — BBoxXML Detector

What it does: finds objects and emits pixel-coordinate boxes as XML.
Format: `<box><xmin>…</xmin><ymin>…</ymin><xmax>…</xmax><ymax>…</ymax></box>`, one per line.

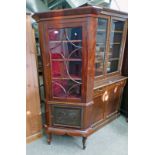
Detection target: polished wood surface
<box><xmin>92</xmin><ymin>79</ymin><xmax>126</xmax><ymax>125</ymax></box>
<box><xmin>26</xmin><ymin>15</ymin><xmax>42</xmax><ymax>143</ymax></box>
<box><xmin>33</xmin><ymin>6</ymin><xmax>128</xmax><ymax>22</ymax></box>
<box><xmin>33</xmin><ymin>6</ymin><xmax>128</xmax><ymax>149</ymax></box>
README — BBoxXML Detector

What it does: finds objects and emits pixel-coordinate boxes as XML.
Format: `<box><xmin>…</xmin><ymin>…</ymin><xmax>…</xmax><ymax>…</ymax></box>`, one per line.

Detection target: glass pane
<box><xmin>96</xmin><ymin>31</ymin><xmax>106</xmax><ymax>43</ymax></box>
<box><xmin>51</xmin><ymin>61</ymin><xmax>82</xmax><ymax>80</ymax></box>
<box><xmin>52</xmin><ymin>80</ymin><xmax>81</xmax><ymax>98</ymax></box>
<box><xmin>107</xmin><ymin>60</ymin><xmax>119</xmax><ymax>73</ymax></box>
<box><xmin>111</xmin><ymin>21</ymin><xmax>124</xmax><ymax>31</ymax></box>
<box><xmin>65</xmin><ymin>42</ymin><xmax>82</xmax><ymax>59</ymax></box>
<box><xmin>109</xmin><ymin>44</ymin><xmax>120</xmax><ymax>59</ymax></box>
<box><xmin>49</xmin><ymin>29</ymin><xmax>64</xmax><ymax>41</ymax></box>
<box><xmin>52</xmin><ymin>61</ymin><xmax>67</xmax><ymax>78</ymax></box>
<box><xmin>48</xmin><ymin>27</ymin><xmax>82</xmax><ymax>99</ymax></box>
<box><xmin>49</xmin><ymin>42</ymin><xmax>82</xmax><ymax>59</ymax></box>
<box><xmin>95</xmin><ymin>18</ymin><xmax>108</xmax><ymax>77</ymax></box>
<box><xmin>68</xmin><ymin>61</ymin><xmax>82</xmax><ymax>77</ymax></box>
<box><xmin>48</xmin><ymin>27</ymin><xmax>82</xmax><ymax>41</ymax></box>
<box><xmin>65</xmin><ymin>27</ymin><xmax>82</xmax><ymax>40</ymax></box>
<box><xmin>107</xmin><ymin>20</ymin><xmax>124</xmax><ymax>73</ymax></box>
<box><xmin>98</xmin><ymin>18</ymin><xmax>107</xmax><ymax>29</ymax></box>
<box><xmin>110</xmin><ymin>33</ymin><xmax>123</xmax><ymax>43</ymax></box>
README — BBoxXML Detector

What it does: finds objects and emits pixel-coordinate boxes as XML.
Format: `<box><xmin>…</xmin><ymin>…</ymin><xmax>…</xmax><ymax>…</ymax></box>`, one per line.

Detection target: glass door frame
<box><xmin>43</xmin><ymin>18</ymin><xmax>87</xmax><ymax>103</ymax></box>
<box><xmin>94</xmin><ymin>15</ymin><xmax>128</xmax><ymax>82</ymax></box>
<box><xmin>94</xmin><ymin>14</ymin><xmax>111</xmax><ymax>81</ymax></box>
<box><xmin>105</xmin><ymin>16</ymin><xmax>128</xmax><ymax>78</ymax></box>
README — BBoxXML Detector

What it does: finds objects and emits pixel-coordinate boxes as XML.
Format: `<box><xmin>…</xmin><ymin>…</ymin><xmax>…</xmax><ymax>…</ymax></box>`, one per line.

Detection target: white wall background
<box><xmin>110</xmin><ymin>0</ymin><xmax>128</xmax><ymax>12</ymax></box>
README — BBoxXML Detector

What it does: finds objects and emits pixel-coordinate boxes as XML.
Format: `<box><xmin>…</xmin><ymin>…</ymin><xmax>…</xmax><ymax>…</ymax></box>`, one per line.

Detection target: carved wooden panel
<box><xmin>52</xmin><ymin>105</ymin><xmax>82</xmax><ymax>128</ymax></box>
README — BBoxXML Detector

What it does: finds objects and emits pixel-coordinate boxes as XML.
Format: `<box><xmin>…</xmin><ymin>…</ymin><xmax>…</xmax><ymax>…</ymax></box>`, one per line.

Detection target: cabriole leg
<box><xmin>82</xmin><ymin>137</ymin><xmax>87</xmax><ymax>150</ymax></box>
<box><xmin>47</xmin><ymin>133</ymin><xmax>52</xmax><ymax>145</ymax></box>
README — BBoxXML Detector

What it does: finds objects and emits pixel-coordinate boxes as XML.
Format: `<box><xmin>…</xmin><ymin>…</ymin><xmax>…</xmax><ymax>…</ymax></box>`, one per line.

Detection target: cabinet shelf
<box><xmin>97</xmin><ymin>29</ymin><xmax>106</xmax><ymax>32</ymax></box>
<box><xmin>96</xmin><ymin>43</ymin><xmax>105</xmax><ymax>45</ymax></box>
<box><xmin>109</xmin><ymin>58</ymin><xmax>119</xmax><ymax>61</ymax></box>
<box><xmin>95</xmin><ymin>68</ymin><xmax>103</xmax><ymax>73</ymax></box>
<box><xmin>49</xmin><ymin>40</ymin><xmax>82</xmax><ymax>43</ymax></box>
<box><xmin>53</xmin><ymin>95</ymin><xmax>80</xmax><ymax>99</ymax></box>
<box><xmin>52</xmin><ymin>59</ymin><xmax>82</xmax><ymax>61</ymax></box>
<box><xmin>52</xmin><ymin>76</ymin><xmax>81</xmax><ymax>80</ymax></box>
<box><xmin>110</xmin><ymin>42</ymin><xmax>121</xmax><ymax>45</ymax></box>
<box><xmin>111</xmin><ymin>30</ymin><xmax>123</xmax><ymax>33</ymax></box>
<box><xmin>95</xmin><ymin>61</ymin><xmax>103</xmax><ymax>63</ymax></box>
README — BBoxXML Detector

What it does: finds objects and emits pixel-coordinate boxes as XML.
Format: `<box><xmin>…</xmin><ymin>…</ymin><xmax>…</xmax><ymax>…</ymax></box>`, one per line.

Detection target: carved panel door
<box><xmin>92</xmin><ymin>95</ymin><xmax>105</xmax><ymax>124</ymax></box>
<box><xmin>105</xmin><ymin>84</ymin><xmax>123</xmax><ymax>118</ymax></box>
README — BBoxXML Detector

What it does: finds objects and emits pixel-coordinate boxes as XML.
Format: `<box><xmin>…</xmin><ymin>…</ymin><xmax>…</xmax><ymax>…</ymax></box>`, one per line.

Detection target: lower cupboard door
<box><xmin>105</xmin><ymin>86</ymin><xmax>123</xmax><ymax>118</ymax></box>
<box><xmin>92</xmin><ymin>95</ymin><xmax>105</xmax><ymax>124</ymax></box>
<box><xmin>105</xmin><ymin>88</ymin><xmax>115</xmax><ymax>118</ymax></box>
<box><xmin>52</xmin><ymin>105</ymin><xmax>83</xmax><ymax>129</ymax></box>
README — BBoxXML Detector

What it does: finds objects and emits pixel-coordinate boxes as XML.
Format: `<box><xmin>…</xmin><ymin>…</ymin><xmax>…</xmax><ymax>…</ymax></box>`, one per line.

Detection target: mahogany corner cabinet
<box><xmin>33</xmin><ymin>6</ymin><xmax>128</xmax><ymax>149</ymax></box>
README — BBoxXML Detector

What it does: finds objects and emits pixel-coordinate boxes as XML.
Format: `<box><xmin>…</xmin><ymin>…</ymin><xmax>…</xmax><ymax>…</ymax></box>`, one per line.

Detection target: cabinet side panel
<box><xmin>85</xmin><ymin>17</ymin><xmax>97</xmax><ymax>102</ymax></box>
<box><xmin>38</xmin><ymin>22</ymin><xmax>52</xmax><ymax>127</ymax></box>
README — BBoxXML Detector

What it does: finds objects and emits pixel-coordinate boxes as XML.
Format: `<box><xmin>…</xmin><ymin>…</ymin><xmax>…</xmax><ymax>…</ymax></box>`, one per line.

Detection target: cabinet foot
<box><xmin>82</xmin><ymin>137</ymin><xmax>87</xmax><ymax>150</ymax></box>
<box><xmin>47</xmin><ymin>134</ymin><xmax>52</xmax><ymax>145</ymax></box>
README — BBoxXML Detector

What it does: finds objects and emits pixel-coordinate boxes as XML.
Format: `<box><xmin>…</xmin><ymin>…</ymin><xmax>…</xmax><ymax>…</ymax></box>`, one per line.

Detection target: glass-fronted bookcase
<box><xmin>33</xmin><ymin>6</ymin><xmax>128</xmax><ymax>149</ymax></box>
<box><xmin>95</xmin><ymin>17</ymin><xmax>127</xmax><ymax>78</ymax></box>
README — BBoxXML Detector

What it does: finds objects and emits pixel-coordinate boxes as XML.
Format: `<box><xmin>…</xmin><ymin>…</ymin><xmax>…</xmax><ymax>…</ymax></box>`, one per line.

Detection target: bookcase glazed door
<box><xmin>107</xmin><ymin>17</ymin><xmax>127</xmax><ymax>74</ymax></box>
<box><xmin>95</xmin><ymin>17</ymin><xmax>109</xmax><ymax>79</ymax></box>
<box><xmin>46</xmin><ymin>23</ymin><xmax>86</xmax><ymax>102</ymax></box>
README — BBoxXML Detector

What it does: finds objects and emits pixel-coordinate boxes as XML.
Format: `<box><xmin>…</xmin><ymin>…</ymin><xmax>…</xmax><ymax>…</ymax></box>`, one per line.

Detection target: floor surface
<box><xmin>26</xmin><ymin>116</ymin><xmax>128</xmax><ymax>155</ymax></box>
